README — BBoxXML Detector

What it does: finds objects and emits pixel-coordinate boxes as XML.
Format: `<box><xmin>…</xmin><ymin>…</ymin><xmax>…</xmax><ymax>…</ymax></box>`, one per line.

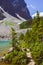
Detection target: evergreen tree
<box><xmin>19</xmin><ymin>33</ymin><xmax>24</xmax><ymax>40</ymax></box>
<box><xmin>11</xmin><ymin>27</ymin><xmax>17</xmax><ymax>47</ymax></box>
<box><xmin>30</xmin><ymin>11</ymin><xmax>43</xmax><ymax>65</ymax></box>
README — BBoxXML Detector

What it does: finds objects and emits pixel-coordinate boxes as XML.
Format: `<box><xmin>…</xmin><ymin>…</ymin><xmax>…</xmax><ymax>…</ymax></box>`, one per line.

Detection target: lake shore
<box><xmin>0</xmin><ymin>46</ymin><xmax>11</xmax><ymax>57</ymax></box>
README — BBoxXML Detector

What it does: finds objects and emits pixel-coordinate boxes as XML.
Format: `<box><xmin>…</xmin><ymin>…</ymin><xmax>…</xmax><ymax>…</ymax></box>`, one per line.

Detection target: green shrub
<box><xmin>11</xmin><ymin>51</ymin><xmax>27</xmax><ymax>65</ymax></box>
<box><xmin>19</xmin><ymin>20</ymin><xmax>32</xmax><ymax>29</ymax></box>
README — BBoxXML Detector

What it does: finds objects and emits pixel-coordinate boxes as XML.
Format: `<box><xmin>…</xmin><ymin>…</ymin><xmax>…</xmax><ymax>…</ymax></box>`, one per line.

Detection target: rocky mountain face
<box><xmin>0</xmin><ymin>8</ymin><xmax>6</xmax><ymax>20</ymax></box>
<box><xmin>0</xmin><ymin>0</ymin><xmax>31</xmax><ymax>20</ymax></box>
<box><xmin>0</xmin><ymin>0</ymin><xmax>32</xmax><ymax>39</ymax></box>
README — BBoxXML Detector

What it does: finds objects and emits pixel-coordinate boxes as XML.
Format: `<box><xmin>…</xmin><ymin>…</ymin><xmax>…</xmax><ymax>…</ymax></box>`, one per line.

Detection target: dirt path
<box><xmin>26</xmin><ymin>49</ymin><xmax>35</xmax><ymax>65</ymax></box>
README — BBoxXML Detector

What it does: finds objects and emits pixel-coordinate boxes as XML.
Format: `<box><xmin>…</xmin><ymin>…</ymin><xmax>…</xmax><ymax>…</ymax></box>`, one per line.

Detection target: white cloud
<box><xmin>27</xmin><ymin>4</ymin><xmax>36</xmax><ymax>10</ymax></box>
<box><xmin>27</xmin><ymin>5</ymin><xmax>30</xmax><ymax>8</ymax></box>
<box><xmin>32</xmin><ymin>12</ymin><xmax>43</xmax><ymax>18</ymax></box>
<box><xmin>30</xmin><ymin>4</ymin><xmax>36</xmax><ymax>10</ymax></box>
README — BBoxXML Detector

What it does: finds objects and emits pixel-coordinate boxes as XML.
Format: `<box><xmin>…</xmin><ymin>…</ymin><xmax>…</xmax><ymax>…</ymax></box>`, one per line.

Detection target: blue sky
<box><xmin>25</xmin><ymin>0</ymin><xmax>43</xmax><ymax>15</ymax></box>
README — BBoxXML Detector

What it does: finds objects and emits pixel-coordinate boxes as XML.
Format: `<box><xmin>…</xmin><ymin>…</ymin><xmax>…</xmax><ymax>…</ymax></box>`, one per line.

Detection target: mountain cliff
<box><xmin>0</xmin><ymin>8</ymin><xmax>6</xmax><ymax>20</ymax></box>
<box><xmin>0</xmin><ymin>0</ymin><xmax>31</xmax><ymax>20</ymax></box>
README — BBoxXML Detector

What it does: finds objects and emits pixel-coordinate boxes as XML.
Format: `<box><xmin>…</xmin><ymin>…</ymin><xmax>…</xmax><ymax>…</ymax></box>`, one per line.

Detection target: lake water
<box><xmin>0</xmin><ymin>40</ymin><xmax>11</xmax><ymax>51</ymax></box>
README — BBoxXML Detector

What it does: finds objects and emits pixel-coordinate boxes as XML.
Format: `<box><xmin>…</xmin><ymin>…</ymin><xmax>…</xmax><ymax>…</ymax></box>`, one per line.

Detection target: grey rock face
<box><xmin>0</xmin><ymin>0</ymin><xmax>31</xmax><ymax>20</ymax></box>
<box><xmin>0</xmin><ymin>8</ymin><xmax>6</xmax><ymax>20</ymax></box>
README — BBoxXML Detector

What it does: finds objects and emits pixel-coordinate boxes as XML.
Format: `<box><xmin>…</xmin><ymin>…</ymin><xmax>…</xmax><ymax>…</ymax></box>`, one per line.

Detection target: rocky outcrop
<box><xmin>0</xmin><ymin>0</ymin><xmax>31</xmax><ymax>20</ymax></box>
<box><xmin>0</xmin><ymin>8</ymin><xmax>5</xmax><ymax>20</ymax></box>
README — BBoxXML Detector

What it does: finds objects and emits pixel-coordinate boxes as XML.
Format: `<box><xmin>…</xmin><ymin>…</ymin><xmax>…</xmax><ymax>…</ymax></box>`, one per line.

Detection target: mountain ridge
<box><xmin>0</xmin><ymin>0</ymin><xmax>31</xmax><ymax>20</ymax></box>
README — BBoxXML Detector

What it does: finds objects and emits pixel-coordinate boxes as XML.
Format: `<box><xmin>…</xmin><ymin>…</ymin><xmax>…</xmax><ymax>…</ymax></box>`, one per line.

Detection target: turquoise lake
<box><xmin>0</xmin><ymin>40</ymin><xmax>11</xmax><ymax>51</ymax></box>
